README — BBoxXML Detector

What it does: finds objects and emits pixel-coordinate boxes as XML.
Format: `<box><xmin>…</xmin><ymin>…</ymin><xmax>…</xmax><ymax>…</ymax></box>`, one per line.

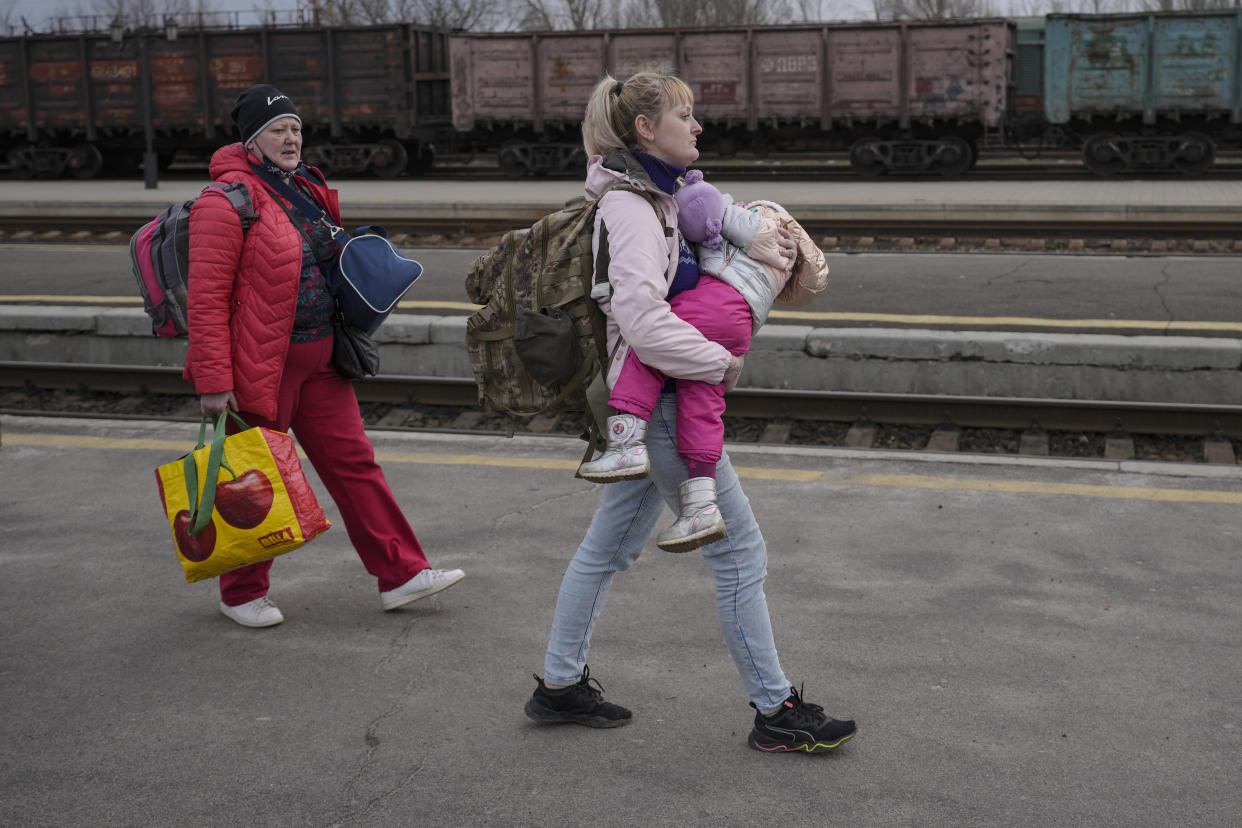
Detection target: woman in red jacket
<box><xmin>186</xmin><ymin>84</ymin><xmax>464</xmax><ymax>628</ymax></box>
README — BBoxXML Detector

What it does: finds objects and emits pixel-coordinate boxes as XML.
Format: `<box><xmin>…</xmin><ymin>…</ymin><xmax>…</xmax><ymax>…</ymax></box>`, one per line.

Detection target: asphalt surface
<box><xmin>2</xmin><ymin>415</ymin><xmax>1240</xmax><ymax>826</ymax></box>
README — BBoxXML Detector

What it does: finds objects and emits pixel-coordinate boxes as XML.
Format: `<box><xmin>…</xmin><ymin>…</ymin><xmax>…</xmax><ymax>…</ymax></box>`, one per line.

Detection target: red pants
<box><xmin>609</xmin><ymin>275</ymin><xmax>753</xmax><ymax>465</ymax></box>
<box><xmin>219</xmin><ymin>336</ymin><xmax>429</xmax><ymax>606</ymax></box>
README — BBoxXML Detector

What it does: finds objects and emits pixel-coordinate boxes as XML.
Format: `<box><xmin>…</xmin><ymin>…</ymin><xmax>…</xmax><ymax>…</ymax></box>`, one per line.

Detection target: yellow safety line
<box><xmin>845</xmin><ymin>473</ymin><xmax>1242</xmax><ymax>504</ymax></box>
<box><xmin>0</xmin><ymin>295</ymin><xmax>144</xmax><ymax>304</ymax></box>
<box><xmin>6</xmin><ymin>433</ymin><xmax>1239</xmax><ymax>504</ymax></box>
<box><xmin>765</xmin><ymin>310</ymin><xmax>1242</xmax><ymax>333</ymax></box>
<box><xmin>3</xmin><ymin>295</ymin><xmax>1241</xmax><ymax>333</ymax></box>
<box><xmin>396</xmin><ymin>300</ymin><xmax>480</xmax><ymax>311</ymax></box>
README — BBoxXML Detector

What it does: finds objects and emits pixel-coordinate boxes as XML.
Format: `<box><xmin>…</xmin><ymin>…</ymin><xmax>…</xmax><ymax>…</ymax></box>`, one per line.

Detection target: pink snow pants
<box><xmin>608</xmin><ymin>275</ymin><xmax>753</xmax><ymax>465</ymax></box>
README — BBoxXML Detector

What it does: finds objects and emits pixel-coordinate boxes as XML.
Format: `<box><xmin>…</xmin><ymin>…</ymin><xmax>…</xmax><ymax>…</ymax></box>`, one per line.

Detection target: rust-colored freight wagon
<box><xmin>0</xmin><ymin>22</ymin><xmax>449</xmax><ymax>178</ymax></box>
<box><xmin>449</xmin><ymin>20</ymin><xmax>1014</xmax><ymax>176</ymax></box>
<box><xmin>1044</xmin><ymin>12</ymin><xmax>1240</xmax><ymax>174</ymax></box>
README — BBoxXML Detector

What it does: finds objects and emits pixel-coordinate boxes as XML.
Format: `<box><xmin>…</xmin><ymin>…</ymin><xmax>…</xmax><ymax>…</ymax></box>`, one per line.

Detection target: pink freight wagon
<box><xmin>449</xmin><ymin>20</ymin><xmax>1015</xmax><ymax>175</ymax></box>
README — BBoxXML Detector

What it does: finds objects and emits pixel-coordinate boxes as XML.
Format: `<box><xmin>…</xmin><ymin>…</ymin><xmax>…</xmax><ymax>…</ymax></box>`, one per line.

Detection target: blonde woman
<box><xmin>523</xmin><ymin>73</ymin><xmax>856</xmax><ymax>754</ymax></box>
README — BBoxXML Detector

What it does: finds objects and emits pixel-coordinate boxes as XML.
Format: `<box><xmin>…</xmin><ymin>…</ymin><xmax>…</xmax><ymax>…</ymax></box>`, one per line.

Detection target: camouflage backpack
<box><xmin>465</xmin><ymin>184</ymin><xmax>663</xmax><ymax>442</ymax></box>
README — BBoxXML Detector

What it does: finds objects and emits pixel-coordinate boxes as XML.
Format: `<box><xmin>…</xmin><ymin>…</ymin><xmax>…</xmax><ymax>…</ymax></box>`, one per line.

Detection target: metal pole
<box><xmin>140</xmin><ymin>33</ymin><xmax>158</xmax><ymax>189</ymax></box>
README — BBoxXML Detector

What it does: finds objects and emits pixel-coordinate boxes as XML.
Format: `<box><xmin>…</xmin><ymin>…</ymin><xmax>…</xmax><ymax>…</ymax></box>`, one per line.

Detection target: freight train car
<box><xmin>449</xmin><ymin>19</ymin><xmax>1015</xmax><ymax>176</ymax></box>
<box><xmin>0</xmin><ymin>21</ymin><xmax>450</xmax><ymax>178</ymax></box>
<box><xmin>1043</xmin><ymin>12</ymin><xmax>1241</xmax><ymax>175</ymax></box>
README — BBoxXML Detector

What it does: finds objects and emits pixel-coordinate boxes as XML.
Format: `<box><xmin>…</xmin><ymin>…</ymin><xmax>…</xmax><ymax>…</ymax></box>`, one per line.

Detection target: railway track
<box><xmin>18</xmin><ymin>149</ymin><xmax>1241</xmax><ymax>182</ymax></box>
<box><xmin>3</xmin><ymin>215</ymin><xmax>1240</xmax><ymax>253</ymax></box>
<box><xmin>3</xmin><ymin>360</ymin><xmax>1238</xmax><ymax>465</ymax></box>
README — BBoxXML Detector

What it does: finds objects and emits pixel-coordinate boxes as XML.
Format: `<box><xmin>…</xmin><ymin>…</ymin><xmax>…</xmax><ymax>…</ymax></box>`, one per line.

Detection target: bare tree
<box><xmin>407</xmin><ymin>0</ymin><xmax>504</xmax><ymax>28</ymax></box>
<box><xmin>72</xmin><ymin>0</ymin><xmax>162</xmax><ymax>21</ymax></box>
<box><xmin>515</xmin><ymin>0</ymin><xmax>554</xmax><ymax>28</ymax></box>
<box><xmin>514</xmin><ymin>0</ymin><xmax>615</xmax><ymax>29</ymax></box>
<box><xmin>871</xmin><ymin>0</ymin><xmax>993</xmax><ymax>20</ymax></box>
<box><xmin>623</xmin><ymin>0</ymin><xmax>790</xmax><ymax>27</ymax></box>
<box><xmin>352</xmin><ymin>0</ymin><xmax>395</xmax><ymax>24</ymax></box>
<box><xmin>788</xmin><ymin>0</ymin><xmax>845</xmax><ymax>20</ymax></box>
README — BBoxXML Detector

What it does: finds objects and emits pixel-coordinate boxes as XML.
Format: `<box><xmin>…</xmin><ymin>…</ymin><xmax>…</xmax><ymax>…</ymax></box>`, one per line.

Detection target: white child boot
<box><xmin>656</xmin><ymin>477</ymin><xmax>726</xmax><ymax>553</ymax></box>
<box><xmin>577</xmin><ymin>414</ymin><xmax>650</xmax><ymax>483</ymax></box>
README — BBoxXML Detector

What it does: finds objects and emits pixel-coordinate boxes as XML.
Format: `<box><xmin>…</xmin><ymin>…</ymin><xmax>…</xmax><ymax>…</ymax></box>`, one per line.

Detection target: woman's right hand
<box><xmin>200</xmin><ymin>391</ymin><xmax>237</xmax><ymax>418</ymax></box>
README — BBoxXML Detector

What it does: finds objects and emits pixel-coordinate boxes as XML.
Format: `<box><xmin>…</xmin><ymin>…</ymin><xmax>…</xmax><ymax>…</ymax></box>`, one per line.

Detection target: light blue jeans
<box><xmin>543</xmin><ymin>393</ymin><xmax>792</xmax><ymax>714</ymax></box>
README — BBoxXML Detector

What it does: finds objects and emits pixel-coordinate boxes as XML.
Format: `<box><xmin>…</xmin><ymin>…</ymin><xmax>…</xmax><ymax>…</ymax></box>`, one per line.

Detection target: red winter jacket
<box><xmin>184</xmin><ymin>143</ymin><xmax>342</xmax><ymax>420</ymax></box>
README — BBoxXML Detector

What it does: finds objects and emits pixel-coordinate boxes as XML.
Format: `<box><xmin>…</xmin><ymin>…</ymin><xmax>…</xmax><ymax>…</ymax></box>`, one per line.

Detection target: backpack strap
<box><xmin>577</xmin><ymin>183</ymin><xmax>667</xmax><ymax>458</ymax></box>
<box><xmin>604</xmin><ymin>183</ymin><xmax>668</xmax><ymax>232</ymax></box>
<box><xmin>588</xmin><ymin>183</ymin><xmax>668</xmax><ymax>300</ymax></box>
<box><xmin>202</xmin><ymin>181</ymin><xmax>258</xmax><ymax>235</ymax></box>
<box><xmin>248</xmin><ymin>162</ymin><xmax>347</xmax><ymax>241</ymax></box>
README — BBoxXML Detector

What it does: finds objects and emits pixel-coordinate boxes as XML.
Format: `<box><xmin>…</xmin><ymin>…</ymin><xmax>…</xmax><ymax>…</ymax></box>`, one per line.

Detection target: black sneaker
<box><xmin>748</xmin><ymin>685</ymin><xmax>856</xmax><ymax>753</ymax></box>
<box><xmin>524</xmin><ymin>665</ymin><xmax>632</xmax><ymax>728</ymax></box>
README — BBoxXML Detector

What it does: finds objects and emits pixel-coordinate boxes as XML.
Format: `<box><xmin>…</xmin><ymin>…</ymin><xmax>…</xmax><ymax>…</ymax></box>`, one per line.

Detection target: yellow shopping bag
<box><xmin>155</xmin><ymin>412</ymin><xmax>331</xmax><ymax>582</ymax></box>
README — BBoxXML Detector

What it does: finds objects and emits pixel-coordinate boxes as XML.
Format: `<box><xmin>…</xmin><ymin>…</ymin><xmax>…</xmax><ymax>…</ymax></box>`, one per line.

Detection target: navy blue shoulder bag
<box><xmin>254</xmin><ymin>165</ymin><xmax>422</xmax><ymax>335</ymax></box>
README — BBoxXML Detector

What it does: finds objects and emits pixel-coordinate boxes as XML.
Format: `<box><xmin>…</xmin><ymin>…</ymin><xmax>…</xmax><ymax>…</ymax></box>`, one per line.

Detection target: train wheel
<box><xmin>7</xmin><ymin>147</ymin><xmax>36</xmax><ymax>179</ymax></box>
<box><xmin>371</xmin><ymin>139</ymin><xmax>408</xmax><ymax>179</ymax></box>
<box><xmin>407</xmin><ymin>143</ymin><xmax>435</xmax><ymax>176</ymax></box>
<box><xmin>1172</xmin><ymin>132</ymin><xmax>1214</xmax><ymax>176</ymax></box>
<box><xmin>302</xmin><ymin>143</ymin><xmax>331</xmax><ymax>174</ymax></box>
<box><xmin>103</xmin><ymin>149</ymin><xmax>142</xmax><ymax>176</ymax></box>
<box><xmin>66</xmin><ymin>143</ymin><xmax>103</xmax><ymax>179</ymax></box>
<box><xmin>1083</xmin><ymin>133</ymin><xmax>1124</xmax><ymax>176</ymax></box>
<box><xmin>564</xmin><ymin>147</ymin><xmax>587</xmax><ymax>175</ymax></box>
<box><xmin>935</xmin><ymin>136</ymin><xmax>973</xmax><ymax>176</ymax></box>
<box><xmin>498</xmin><ymin>141</ymin><xmax>528</xmax><ymax>177</ymax></box>
<box><xmin>848</xmin><ymin>138</ymin><xmax>886</xmax><ymax>176</ymax></box>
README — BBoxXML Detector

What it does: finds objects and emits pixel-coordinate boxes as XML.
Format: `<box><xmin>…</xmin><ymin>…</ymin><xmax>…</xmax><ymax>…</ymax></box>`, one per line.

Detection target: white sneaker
<box><xmin>577</xmin><ymin>414</ymin><xmax>650</xmax><ymax>483</ymax></box>
<box><xmin>380</xmin><ymin>568</ymin><xmax>466</xmax><ymax>611</ymax></box>
<box><xmin>219</xmin><ymin>596</ymin><xmax>284</xmax><ymax>628</ymax></box>
<box><xmin>656</xmin><ymin>477</ymin><xmax>727</xmax><ymax>553</ymax></box>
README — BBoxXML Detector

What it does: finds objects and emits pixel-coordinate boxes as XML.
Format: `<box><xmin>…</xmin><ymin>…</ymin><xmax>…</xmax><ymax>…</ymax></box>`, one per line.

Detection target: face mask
<box><xmin>260</xmin><ymin>153</ymin><xmax>302</xmax><ymax>179</ymax></box>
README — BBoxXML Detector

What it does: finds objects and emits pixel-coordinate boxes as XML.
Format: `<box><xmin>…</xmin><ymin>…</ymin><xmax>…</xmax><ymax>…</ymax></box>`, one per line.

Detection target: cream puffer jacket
<box><xmin>697</xmin><ymin>200</ymin><xmax>829</xmax><ymax>332</ymax></box>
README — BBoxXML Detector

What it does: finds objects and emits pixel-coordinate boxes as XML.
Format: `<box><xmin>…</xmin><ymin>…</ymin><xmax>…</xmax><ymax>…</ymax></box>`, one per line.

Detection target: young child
<box><xmin>578</xmin><ymin>170</ymin><xmax>828</xmax><ymax>552</ymax></box>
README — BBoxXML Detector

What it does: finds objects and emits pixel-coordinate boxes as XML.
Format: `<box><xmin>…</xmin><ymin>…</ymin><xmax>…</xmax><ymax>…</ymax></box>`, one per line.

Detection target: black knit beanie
<box><xmin>231</xmin><ymin>84</ymin><xmax>301</xmax><ymax>147</ymax></box>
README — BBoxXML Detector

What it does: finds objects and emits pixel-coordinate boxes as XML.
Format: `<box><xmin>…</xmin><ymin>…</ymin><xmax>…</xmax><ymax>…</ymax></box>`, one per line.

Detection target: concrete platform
<box><xmin>4</xmin><ymin>306</ymin><xmax>1242</xmax><ymax>410</ymax></box>
<box><xmin>1</xmin><ymin>414</ymin><xmax>1240</xmax><ymax>826</ymax></box>
<box><xmin>3</xmin><ymin>177</ymin><xmax>1242</xmax><ymax>228</ymax></box>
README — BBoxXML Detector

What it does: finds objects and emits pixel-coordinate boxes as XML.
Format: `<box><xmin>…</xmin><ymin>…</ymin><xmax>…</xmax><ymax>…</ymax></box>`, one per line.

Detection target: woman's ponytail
<box><xmin>582</xmin><ymin>74</ymin><xmax>629</xmax><ymax>158</ymax></box>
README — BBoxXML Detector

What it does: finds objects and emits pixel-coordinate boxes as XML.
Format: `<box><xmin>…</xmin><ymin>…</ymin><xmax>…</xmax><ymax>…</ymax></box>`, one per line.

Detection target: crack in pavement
<box><xmin>328</xmin><ymin>617</ymin><xmax>431</xmax><ymax>825</ymax></box>
<box><xmin>1153</xmin><ymin>262</ymin><xmax>1177</xmax><ymax>334</ymax></box>
<box><xmin>982</xmin><ymin>257</ymin><xmax>1035</xmax><ymax>287</ymax></box>
<box><xmin>492</xmin><ymin>488</ymin><xmax>590</xmax><ymax>531</ymax></box>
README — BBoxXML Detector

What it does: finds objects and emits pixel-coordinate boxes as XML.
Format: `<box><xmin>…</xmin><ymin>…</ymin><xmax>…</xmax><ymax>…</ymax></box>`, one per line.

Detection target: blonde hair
<box><xmin>581</xmin><ymin>72</ymin><xmax>694</xmax><ymax>158</ymax></box>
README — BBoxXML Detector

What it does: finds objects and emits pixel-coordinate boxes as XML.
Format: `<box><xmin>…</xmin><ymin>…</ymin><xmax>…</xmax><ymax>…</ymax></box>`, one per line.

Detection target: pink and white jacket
<box><xmin>587</xmin><ymin>151</ymin><xmax>733</xmax><ymax>389</ymax></box>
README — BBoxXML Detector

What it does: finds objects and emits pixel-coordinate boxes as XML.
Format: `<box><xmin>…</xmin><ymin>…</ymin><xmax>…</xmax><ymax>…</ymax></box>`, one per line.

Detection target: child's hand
<box><xmin>776</xmin><ymin>227</ymin><xmax>797</xmax><ymax>275</ymax></box>
<box><xmin>724</xmin><ymin>355</ymin><xmax>744</xmax><ymax>392</ymax></box>
<box><xmin>778</xmin><ymin>227</ymin><xmax>797</xmax><ymax>260</ymax></box>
